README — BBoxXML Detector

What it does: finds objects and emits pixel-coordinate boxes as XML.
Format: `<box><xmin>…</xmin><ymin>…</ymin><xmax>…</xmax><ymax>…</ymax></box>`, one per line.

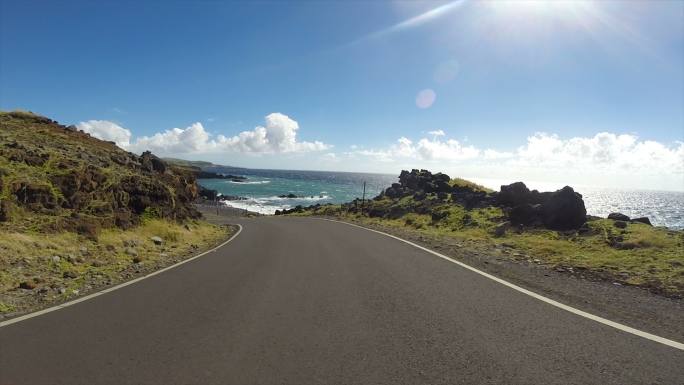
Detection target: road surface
<box><xmin>1</xmin><ymin>217</ymin><xmax>682</xmax><ymax>384</ymax></box>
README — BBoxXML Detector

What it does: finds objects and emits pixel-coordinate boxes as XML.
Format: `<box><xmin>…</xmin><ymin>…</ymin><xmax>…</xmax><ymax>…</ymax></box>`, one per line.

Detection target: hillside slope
<box><xmin>0</xmin><ymin>111</ymin><xmax>232</xmax><ymax>317</ymax></box>
<box><xmin>0</xmin><ymin>111</ymin><xmax>199</xmax><ymax>235</ymax></box>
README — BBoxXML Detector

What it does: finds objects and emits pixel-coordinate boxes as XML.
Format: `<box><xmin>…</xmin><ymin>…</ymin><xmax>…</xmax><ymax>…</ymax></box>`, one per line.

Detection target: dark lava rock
<box><xmin>500</xmin><ymin>184</ymin><xmax>586</xmax><ymax>230</ymax></box>
<box><xmin>387</xmin><ymin>206</ymin><xmax>408</xmax><ymax>219</ymax></box>
<box><xmin>139</xmin><ymin>151</ymin><xmax>167</xmax><ymax>174</ymax></box>
<box><xmin>608</xmin><ymin>212</ymin><xmax>631</xmax><ymax>222</ymax></box>
<box><xmin>10</xmin><ymin>181</ymin><xmax>60</xmax><ymax>212</ymax></box>
<box><xmin>431</xmin><ymin>209</ymin><xmax>449</xmax><ymax>222</ymax></box>
<box><xmin>63</xmin><ymin>271</ymin><xmax>78</xmax><ymax>279</ymax></box>
<box><xmin>494</xmin><ymin>221</ymin><xmax>509</xmax><ymax>237</ymax></box>
<box><xmin>397</xmin><ymin>169</ymin><xmax>451</xmax><ymax>194</ymax></box>
<box><xmin>19</xmin><ymin>280</ymin><xmax>36</xmax><ymax>290</ymax></box>
<box><xmin>631</xmin><ymin>217</ymin><xmax>652</xmax><ymax>226</ymax></box>
<box><xmin>509</xmin><ymin>203</ymin><xmax>541</xmax><ymax>226</ymax></box>
<box><xmin>413</xmin><ymin>191</ymin><xmax>427</xmax><ymax>201</ymax></box>
<box><xmin>498</xmin><ymin>182</ymin><xmax>531</xmax><ymax>206</ymax></box>
<box><xmin>198</xmin><ymin>185</ymin><xmax>218</xmax><ymax>200</ymax></box>
<box><xmin>497</xmin><ymin>182</ymin><xmax>550</xmax><ymax>207</ymax></box>
<box><xmin>540</xmin><ymin>186</ymin><xmax>586</xmax><ymax>230</ymax></box>
<box><xmin>614</xmin><ymin>220</ymin><xmax>628</xmax><ymax>229</ymax></box>
<box><xmin>278</xmin><ymin>193</ymin><xmax>298</xmax><ymax>198</ymax></box>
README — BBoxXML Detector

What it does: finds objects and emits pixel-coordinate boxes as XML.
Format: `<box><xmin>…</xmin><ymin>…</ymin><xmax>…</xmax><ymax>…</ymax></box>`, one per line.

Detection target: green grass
<box><xmin>0</xmin><ymin>219</ymin><xmax>232</xmax><ymax>312</ymax></box>
<box><xmin>286</xmin><ymin>187</ymin><xmax>684</xmax><ymax>296</ymax></box>
<box><xmin>449</xmin><ymin>177</ymin><xmax>494</xmax><ymax>193</ymax></box>
<box><xmin>0</xmin><ymin>302</ymin><xmax>15</xmax><ymax>313</ymax></box>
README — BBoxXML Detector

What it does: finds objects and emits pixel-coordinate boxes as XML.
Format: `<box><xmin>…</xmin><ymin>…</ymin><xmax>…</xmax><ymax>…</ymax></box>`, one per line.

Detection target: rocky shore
<box><xmin>278</xmin><ymin>169</ymin><xmax>683</xmax><ymax>297</ymax></box>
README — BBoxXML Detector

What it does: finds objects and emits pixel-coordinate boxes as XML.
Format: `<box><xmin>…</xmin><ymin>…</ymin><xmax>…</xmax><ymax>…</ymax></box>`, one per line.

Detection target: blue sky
<box><xmin>1</xmin><ymin>1</ymin><xmax>683</xmax><ymax>190</ymax></box>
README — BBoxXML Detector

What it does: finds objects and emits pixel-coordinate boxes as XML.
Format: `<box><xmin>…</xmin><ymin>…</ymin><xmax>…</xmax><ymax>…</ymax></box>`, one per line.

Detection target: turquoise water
<box><xmin>199</xmin><ymin>168</ymin><xmax>684</xmax><ymax>229</ymax></box>
<box><xmin>199</xmin><ymin>169</ymin><xmax>396</xmax><ymax>215</ymax></box>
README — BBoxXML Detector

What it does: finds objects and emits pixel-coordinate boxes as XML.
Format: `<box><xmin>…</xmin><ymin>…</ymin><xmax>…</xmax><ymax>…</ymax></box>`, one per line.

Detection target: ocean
<box><xmin>198</xmin><ymin>168</ymin><xmax>684</xmax><ymax>230</ymax></box>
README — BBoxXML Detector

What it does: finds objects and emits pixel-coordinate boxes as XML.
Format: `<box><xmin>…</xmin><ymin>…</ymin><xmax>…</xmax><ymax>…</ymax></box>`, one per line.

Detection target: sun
<box><xmin>486</xmin><ymin>0</ymin><xmax>592</xmax><ymax>17</ymax></box>
<box><xmin>479</xmin><ymin>0</ymin><xmax>603</xmax><ymax>42</ymax></box>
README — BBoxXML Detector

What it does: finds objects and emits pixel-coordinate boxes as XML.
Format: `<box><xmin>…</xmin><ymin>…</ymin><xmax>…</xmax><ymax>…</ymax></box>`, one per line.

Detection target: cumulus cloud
<box><xmin>77</xmin><ymin>120</ymin><xmax>131</xmax><ymax>147</ymax></box>
<box><xmin>214</xmin><ymin>113</ymin><xmax>329</xmax><ymax>153</ymax></box>
<box><xmin>428</xmin><ymin>129</ymin><xmax>445</xmax><ymax>136</ymax></box>
<box><xmin>128</xmin><ymin>122</ymin><xmax>212</xmax><ymax>154</ymax></box>
<box><xmin>355</xmin><ymin>136</ymin><xmax>479</xmax><ymax>162</ymax></box>
<box><xmin>513</xmin><ymin>132</ymin><xmax>684</xmax><ymax>174</ymax></box>
<box><xmin>347</xmin><ymin>131</ymin><xmax>684</xmax><ymax>185</ymax></box>
<box><xmin>81</xmin><ymin>113</ymin><xmax>329</xmax><ymax>156</ymax></box>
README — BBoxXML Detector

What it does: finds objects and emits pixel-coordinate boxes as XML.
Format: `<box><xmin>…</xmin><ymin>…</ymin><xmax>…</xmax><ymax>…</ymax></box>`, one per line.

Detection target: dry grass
<box><xmin>0</xmin><ymin>219</ymin><xmax>233</xmax><ymax>314</ymax></box>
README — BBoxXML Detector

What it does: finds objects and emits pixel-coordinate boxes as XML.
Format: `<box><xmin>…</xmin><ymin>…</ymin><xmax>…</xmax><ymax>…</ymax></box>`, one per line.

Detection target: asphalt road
<box><xmin>1</xmin><ymin>217</ymin><xmax>682</xmax><ymax>385</ymax></box>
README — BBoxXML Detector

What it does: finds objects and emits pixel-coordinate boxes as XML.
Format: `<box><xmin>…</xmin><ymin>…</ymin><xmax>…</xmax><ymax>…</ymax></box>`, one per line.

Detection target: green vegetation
<box><xmin>0</xmin><ymin>111</ymin><xmax>234</xmax><ymax>315</ymax></box>
<box><xmin>449</xmin><ymin>177</ymin><xmax>494</xmax><ymax>193</ymax></box>
<box><xmin>0</xmin><ymin>110</ymin><xmax>199</xmax><ymax>236</ymax></box>
<box><xmin>0</xmin><ymin>220</ymin><xmax>232</xmax><ymax>313</ymax></box>
<box><xmin>287</xmin><ymin>186</ymin><xmax>684</xmax><ymax>297</ymax></box>
<box><xmin>162</xmin><ymin>157</ymin><xmax>215</xmax><ymax>168</ymax></box>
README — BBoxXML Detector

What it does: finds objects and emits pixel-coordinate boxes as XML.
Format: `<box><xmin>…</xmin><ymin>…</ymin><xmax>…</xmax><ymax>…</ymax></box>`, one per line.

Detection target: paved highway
<box><xmin>1</xmin><ymin>217</ymin><xmax>682</xmax><ymax>384</ymax></box>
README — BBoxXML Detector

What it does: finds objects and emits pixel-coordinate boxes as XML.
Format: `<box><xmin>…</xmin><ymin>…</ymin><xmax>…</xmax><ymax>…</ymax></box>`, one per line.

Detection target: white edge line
<box><xmin>320</xmin><ymin>218</ymin><xmax>684</xmax><ymax>351</ymax></box>
<box><xmin>0</xmin><ymin>224</ymin><xmax>243</xmax><ymax>328</ymax></box>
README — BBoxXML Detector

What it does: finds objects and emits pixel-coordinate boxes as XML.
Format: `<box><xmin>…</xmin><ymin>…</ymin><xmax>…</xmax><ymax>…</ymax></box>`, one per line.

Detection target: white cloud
<box><xmin>356</xmin><ymin>136</ymin><xmax>478</xmax><ymax>162</ymax></box>
<box><xmin>128</xmin><ymin>122</ymin><xmax>212</xmax><ymax>154</ymax></box>
<box><xmin>483</xmin><ymin>149</ymin><xmax>514</xmax><ymax>159</ymax></box>
<box><xmin>428</xmin><ymin>129</ymin><xmax>445</xmax><ymax>136</ymax></box>
<box><xmin>513</xmin><ymin>132</ymin><xmax>684</xmax><ymax>174</ymax></box>
<box><xmin>345</xmin><ymin>131</ymin><xmax>683</xmax><ymax>190</ymax></box>
<box><xmin>214</xmin><ymin>113</ymin><xmax>329</xmax><ymax>154</ymax></box>
<box><xmin>77</xmin><ymin>120</ymin><xmax>132</xmax><ymax>147</ymax></box>
<box><xmin>82</xmin><ymin>113</ymin><xmax>329</xmax><ymax>156</ymax></box>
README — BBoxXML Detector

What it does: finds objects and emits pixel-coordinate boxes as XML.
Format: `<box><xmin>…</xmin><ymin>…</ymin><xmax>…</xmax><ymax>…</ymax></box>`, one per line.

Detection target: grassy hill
<box><xmin>0</xmin><ymin>111</ymin><xmax>232</xmax><ymax>316</ymax></box>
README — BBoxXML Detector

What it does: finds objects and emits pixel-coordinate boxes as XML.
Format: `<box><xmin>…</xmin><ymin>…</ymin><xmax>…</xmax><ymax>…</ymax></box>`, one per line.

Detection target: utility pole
<box><xmin>361</xmin><ymin>181</ymin><xmax>366</xmax><ymax>215</ymax></box>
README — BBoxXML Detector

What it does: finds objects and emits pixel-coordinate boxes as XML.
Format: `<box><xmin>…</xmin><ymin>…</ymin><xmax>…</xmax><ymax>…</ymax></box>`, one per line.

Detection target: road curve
<box><xmin>1</xmin><ymin>217</ymin><xmax>682</xmax><ymax>385</ymax></box>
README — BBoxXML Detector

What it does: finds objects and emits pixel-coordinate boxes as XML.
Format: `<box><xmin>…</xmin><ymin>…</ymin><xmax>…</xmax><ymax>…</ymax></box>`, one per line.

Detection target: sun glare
<box><xmin>487</xmin><ymin>0</ymin><xmax>592</xmax><ymax>17</ymax></box>
<box><xmin>479</xmin><ymin>0</ymin><xmax>606</xmax><ymax>45</ymax></box>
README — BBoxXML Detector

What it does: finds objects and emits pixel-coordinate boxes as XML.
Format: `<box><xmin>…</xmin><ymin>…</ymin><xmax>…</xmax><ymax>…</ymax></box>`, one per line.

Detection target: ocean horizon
<box><xmin>198</xmin><ymin>167</ymin><xmax>684</xmax><ymax>230</ymax></box>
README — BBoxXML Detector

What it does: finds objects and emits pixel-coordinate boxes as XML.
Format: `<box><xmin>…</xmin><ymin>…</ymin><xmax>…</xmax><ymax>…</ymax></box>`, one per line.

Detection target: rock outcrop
<box><xmin>280</xmin><ymin>169</ymin><xmax>594</xmax><ymax>231</ymax></box>
<box><xmin>0</xmin><ymin>111</ymin><xmax>201</xmax><ymax>235</ymax></box>
<box><xmin>496</xmin><ymin>182</ymin><xmax>586</xmax><ymax>230</ymax></box>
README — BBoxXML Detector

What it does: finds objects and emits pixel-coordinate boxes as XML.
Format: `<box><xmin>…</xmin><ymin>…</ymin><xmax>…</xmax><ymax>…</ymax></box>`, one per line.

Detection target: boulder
<box><xmin>11</xmin><ymin>181</ymin><xmax>60</xmax><ymax>211</ymax></box>
<box><xmin>431</xmin><ymin>209</ymin><xmax>449</xmax><ymax>222</ymax></box>
<box><xmin>631</xmin><ymin>217</ymin><xmax>652</xmax><ymax>226</ymax></box>
<box><xmin>509</xmin><ymin>203</ymin><xmax>541</xmax><ymax>226</ymax></box>
<box><xmin>278</xmin><ymin>193</ymin><xmax>298</xmax><ymax>198</ymax></box>
<box><xmin>150</xmin><ymin>236</ymin><xmax>163</xmax><ymax>245</ymax></box>
<box><xmin>497</xmin><ymin>182</ymin><xmax>550</xmax><ymax>207</ymax></box>
<box><xmin>540</xmin><ymin>186</ymin><xmax>587</xmax><ymax>230</ymax></box>
<box><xmin>387</xmin><ymin>206</ymin><xmax>408</xmax><ymax>219</ymax></box>
<box><xmin>497</xmin><ymin>182</ymin><xmax>531</xmax><ymax>206</ymax></box>
<box><xmin>398</xmin><ymin>169</ymin><xmax>452</xmax><ymax>194</ymax></box>
<box><xmin>139</xmin><ymin>151</ymin><xmax>167</xmax><ymax>174</ymax></box>
<box><xmin>613</xmin><ymin>220</ymin><xmax>628</xmax><ymax>229</ymax></box>
<box><xmin>384</xmin><ymin>183</ymin><xmax>408</xmax><ymax>199</ymax></box>
<box><xmin>413</xmin><ymin>191</ymin><xmax>427</xmax><ymax>201</ymax></box>
<box><xmin>494</xmin><ymin>222</ymin><xmax>510</xmax><ymax>237</ymax></box>
<box><xmin>198</xmin><ymin>185</ymin><xmax>218</xmax><ymax>200</ymax></box>
<box><xmin>608</xmin><ymin>212</ymin><xmax>630</xmax><ymax>222</ymax></box>
<box><xmin>19</xmin><ymin>280</ymin><xmax>36</xmax><ymax>290</ymax></box>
